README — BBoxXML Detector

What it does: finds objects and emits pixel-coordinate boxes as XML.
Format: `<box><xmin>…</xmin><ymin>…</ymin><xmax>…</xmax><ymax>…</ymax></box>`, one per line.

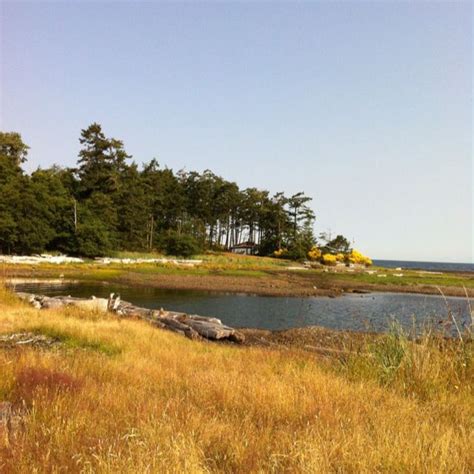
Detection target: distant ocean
<box><xmin>373</xmin><ymin>260</ymin><xmax>474</xmax><ymax>273</ymax></box>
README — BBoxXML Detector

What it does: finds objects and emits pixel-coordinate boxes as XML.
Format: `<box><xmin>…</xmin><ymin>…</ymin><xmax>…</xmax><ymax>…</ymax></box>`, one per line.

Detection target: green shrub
<box><xmin>159</xmin><ymin>231</ymin><xmax>202</xmax><ymax>257</ymax></box>
<box><xmin>75</xmin><ymin>221</ymin><xmax>112</xmax><ymax>257</ymax></box>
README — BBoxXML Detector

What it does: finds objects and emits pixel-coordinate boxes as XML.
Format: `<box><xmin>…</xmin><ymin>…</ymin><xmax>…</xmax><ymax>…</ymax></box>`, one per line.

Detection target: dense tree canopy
<box><xmin>0</xmin><ymin>124</ymin><xmax>320</xmax><ymax>258</ymax></box>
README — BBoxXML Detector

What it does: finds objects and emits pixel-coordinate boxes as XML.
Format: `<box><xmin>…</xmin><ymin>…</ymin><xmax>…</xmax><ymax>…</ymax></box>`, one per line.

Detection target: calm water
<box><xmin>13</xmin><ymin>281</ymin><xmax>473</xmax><ymax>336</ymax></box>
<box><xmin>373</xmin><ymin>259</ymin><xmax>474</xmax><ymax>273</ymax></box>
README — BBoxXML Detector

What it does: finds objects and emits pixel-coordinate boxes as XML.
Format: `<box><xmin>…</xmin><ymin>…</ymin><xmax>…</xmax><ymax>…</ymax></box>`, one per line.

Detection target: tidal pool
<box><xmin>13</xmin><ymin>281</ymin><xmax>473</xmax><ymax>335</ymax></box>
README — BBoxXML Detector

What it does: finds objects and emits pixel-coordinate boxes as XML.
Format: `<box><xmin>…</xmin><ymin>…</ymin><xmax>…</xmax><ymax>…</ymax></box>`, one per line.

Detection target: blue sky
<box><xmin>1</xmin><ymin>2</ymin><xmax>472</xmax><ymax>262</ymax></box>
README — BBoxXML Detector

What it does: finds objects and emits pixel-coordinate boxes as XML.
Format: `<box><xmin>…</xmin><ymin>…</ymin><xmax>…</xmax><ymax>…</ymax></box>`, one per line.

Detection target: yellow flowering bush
<box><xmin>347</xmin><ymin>249</ymin><xmax>372</xmax><ymax>266</ymax></box>
<box><xmin>273</xmin><ymin>248</ymin><xmax>288</xmax><ymax>258</ymax></box>
<box><xmin>322</xmin><ymin>253</ymin><xmax>337</xmax><ymax>265</ymax></box>
<box><xmin>335</xmin><ymin>253</ymin><xmax>345</xmax><ymax>262</ymax></box>
<box><xmin>307</xmin><ymin>246</ymin><xmax>322</xmax><ymax>261</ymax></box>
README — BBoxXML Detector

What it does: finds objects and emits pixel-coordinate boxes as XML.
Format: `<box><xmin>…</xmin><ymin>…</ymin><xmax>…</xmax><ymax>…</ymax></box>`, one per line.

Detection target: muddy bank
<box><xmin>240</xmin><ymin>326</ymin><xmax>374</xmax><ymax>354</ymax></box>
<box><xmin>115</xmin><ymin>272</ymin><xmax>340</xmax><ymax>297</ymax></box>
<box><xmin>104</xmin><ymin>272</ymin><xmax>474</xmax><ymax>298</ymax></box>
<box><xmin>332</xmin><ymin>281</ymin><xmax>474</xmax><ymax>298</ymax></box>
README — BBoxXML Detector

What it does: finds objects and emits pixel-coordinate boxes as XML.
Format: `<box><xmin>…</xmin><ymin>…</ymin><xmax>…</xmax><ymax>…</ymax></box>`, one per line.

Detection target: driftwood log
<box><xmin>16</xmin><ymin>292</ymin><xmax>244</xmax><ymax>343</ymax></box>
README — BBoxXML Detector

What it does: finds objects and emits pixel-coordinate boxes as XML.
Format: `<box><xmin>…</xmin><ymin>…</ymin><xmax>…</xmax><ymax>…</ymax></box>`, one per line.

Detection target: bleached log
<box><xmin>157</xmin><ymin>317</ymin><xmax>201</xmax><ymax>340</ymax></box>
<box><xmin>182</xmin><ymin>318</ymin><xmax>235</xmax><ymax>340</ymax></box>
<box><xmin>184</xmin><ymin>314</ymin><xmax>223</xmax><ymax>325</ymax></box>
<box><xmin>68</xmin><ymin>297</ymin><xmax>109</xmax><ymax>312</ymax></box>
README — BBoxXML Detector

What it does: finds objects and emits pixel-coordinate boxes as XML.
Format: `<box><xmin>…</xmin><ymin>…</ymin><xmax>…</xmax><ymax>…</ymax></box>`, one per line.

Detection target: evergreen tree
<box><xmin>0</xmin><ymin>132</ymin><xmax>29</xmax><ymax>185</ymax></box>
<box><xmin>77</xmin><ymin>123</ymin><xmax>130</xmax><ymax>197</ymax></box>
<box><xmin>0</xmin><ymin>132</ymin><xmax>29</xmax><ymax>253</ymax></box>
<box><xmin>320</xmin><ymin>234</ymin><xmax>352</xmax><ymax>254</ymax></box>
<box><xmin>0</xmin><ymin>124</ymin><xmax>319</xmax><ymax>259</ymax></box>
<box><xmin>30</xmin><ymin>167</ymin><xmax>75</xmax><ymax>253</ymax></box>
<box><xmin>116</xmin><ymin>163</ymin><xmax>149</xmax><ymax>250</ymax></box>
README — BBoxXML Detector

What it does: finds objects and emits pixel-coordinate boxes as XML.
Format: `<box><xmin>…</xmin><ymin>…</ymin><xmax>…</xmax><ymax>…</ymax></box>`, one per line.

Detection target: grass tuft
<box><xmin>340</xmin><ymin>324</ymin><xmax>473</xmax><ymax>401</ymax></box>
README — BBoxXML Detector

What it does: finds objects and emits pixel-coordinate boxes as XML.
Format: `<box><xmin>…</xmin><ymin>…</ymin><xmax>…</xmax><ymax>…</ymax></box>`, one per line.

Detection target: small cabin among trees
<box><xmin>230</xmin><ymin>242</ymin><xmax>258</xmax><ymax>255</ymax></box>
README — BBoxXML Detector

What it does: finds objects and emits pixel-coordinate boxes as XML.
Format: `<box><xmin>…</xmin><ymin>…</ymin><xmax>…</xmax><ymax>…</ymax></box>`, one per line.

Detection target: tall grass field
<box><xmin>0</xmin><ymin>285</ymin><xmax>472</xmax><ymax>472</ymax></box>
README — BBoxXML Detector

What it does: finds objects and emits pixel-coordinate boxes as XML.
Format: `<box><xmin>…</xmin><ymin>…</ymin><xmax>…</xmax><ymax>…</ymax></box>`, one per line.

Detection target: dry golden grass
<box><xmin>0</xmin><ymin>285</ymin><xmax>472</xmax><ymax>473</ymax></box>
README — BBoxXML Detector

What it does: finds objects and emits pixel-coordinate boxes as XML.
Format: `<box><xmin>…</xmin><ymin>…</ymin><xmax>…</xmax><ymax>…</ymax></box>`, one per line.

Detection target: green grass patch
<box><xmin>214</xmin><ymin>269</ymin><xmax>268</xmax><ymax>278</ymax></box>
<box><xmin>110</xmin><ymin>250</ymin><xmax>165</xmax><ymax>259</ymax></box>
<box><xmin>331</xmin><ymin>271</ymin><xmax>474</xmax><ymax>288</ymax></box>
<box><xmin>127</xmin><ymin>264</ymin><xmax>211</xmax><ymax>276</ymax></box>
<box><xmin>28</xmin><ymin>326</ymin><xmax>122</xmax><ymax>356</ymax></box>
<box><xmin>197</xmin><ymin>252</ymin><xmax>291</xmax><ymax>269</ymax></box>
<box><xmin>298</xmin><ymin>267</ymin><xmax>474</xmax><ymax>289</ymax></box>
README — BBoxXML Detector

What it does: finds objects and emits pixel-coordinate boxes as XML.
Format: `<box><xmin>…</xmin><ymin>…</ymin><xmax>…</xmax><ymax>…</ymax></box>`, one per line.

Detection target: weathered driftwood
<box><xmin>16</xmin><ymin>292</ymin><xmax>245</xmax><ymax>343</ymax></box>
<box><xmin>109</xmin><ymin>294</ymin><xmax>244</xmax><ymax>342</ymax></box>
<box><xmin>183</xmin><ymin>317</ymin><xmax>244</xmax><ymax>343</ymax></box>
<box><xmin>155</xmin><ymin>317</ymin><xmax>201</xmax><ymax>340</ymax></box>
<box><xmin>16</xmin><ymin>292</ymin><xmax>109</xmax><ymax>312</ymax></box>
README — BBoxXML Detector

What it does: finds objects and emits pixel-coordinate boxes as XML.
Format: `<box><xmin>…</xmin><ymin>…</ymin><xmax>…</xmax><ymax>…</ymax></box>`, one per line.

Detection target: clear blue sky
<box><xmin>1</xmin><ymin>2</ymin><xmax>472</xmax><ymax>262</ymax></box>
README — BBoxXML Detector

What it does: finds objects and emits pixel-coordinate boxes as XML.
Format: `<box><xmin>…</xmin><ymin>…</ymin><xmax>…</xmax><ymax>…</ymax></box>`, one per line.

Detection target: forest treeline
<box><xmin>0</xmin><ymin>124</ymin><xmax>321</xmax><ymax>258</ymax></box>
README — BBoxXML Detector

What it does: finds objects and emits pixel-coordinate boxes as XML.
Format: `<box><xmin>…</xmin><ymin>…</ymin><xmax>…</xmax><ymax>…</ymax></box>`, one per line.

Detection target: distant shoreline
<box><xmin>373</xmin><ymin>259</ymin><xmax>473</xmax><ymax>273</ymax></box>
<box><xmin>5</xmin><ymin>270</ymin><xmax>474</xmax><ymax>299</ymax></box>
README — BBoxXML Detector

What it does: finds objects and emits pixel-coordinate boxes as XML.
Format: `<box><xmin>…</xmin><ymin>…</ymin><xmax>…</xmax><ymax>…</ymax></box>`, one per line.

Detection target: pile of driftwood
<box><xmin>16</xmin><ymin>292</ymin><xmax>244</xmax><ymax>344</ymax></box>
<box><xmin>0</xmin><ymin>332</ymin><xmax>61</xmax><ymax>349</ymax></box>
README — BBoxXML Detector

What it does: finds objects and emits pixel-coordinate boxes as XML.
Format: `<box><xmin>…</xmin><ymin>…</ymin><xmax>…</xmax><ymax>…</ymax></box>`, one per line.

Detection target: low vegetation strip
<box><xmin>0</xmin><ymin>285</ymin><xmax>472</xmax><ymax>472</ymax></box>
<box><xmin>3</xmin><ymin>253</ymin><xmax>474</xmax><ymax>297</ymax></box>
